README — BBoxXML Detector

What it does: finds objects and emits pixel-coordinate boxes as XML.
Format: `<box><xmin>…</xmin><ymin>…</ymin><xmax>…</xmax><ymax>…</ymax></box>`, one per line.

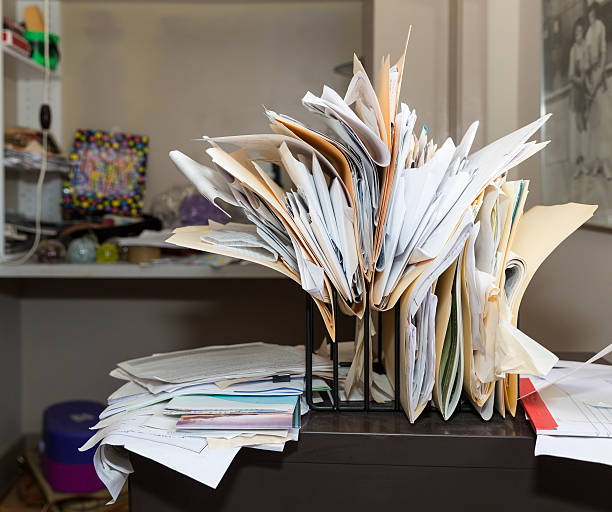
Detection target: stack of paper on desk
<box><xmin>84</xmin><ymin>343</ymin><xmax>330</xmax><ymax>502</ymax></box>
<box><xmin>166</xmin><ymin>28</ymin><xmax>597</xmax><ymax>425</ymax></box>
<box><xmin>523</xmin><ymin>355</ymin><xmax>612</xmax><ymax>467</ymax></box>
<box><xmin>113</xmin><ymin>342</ymin><xmax>332</xmax><ymax>393</ymax></box>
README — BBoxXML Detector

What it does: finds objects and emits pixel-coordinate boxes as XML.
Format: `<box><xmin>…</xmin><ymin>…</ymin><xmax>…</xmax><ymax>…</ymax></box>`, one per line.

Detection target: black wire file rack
<box><xmin>304</xmin><ymin>289</ymin><xmax>522</xmax><ymax>417</ymax></box>
<box><xmin>304</xmin><ymin>287</ymin><xmax>401</xmax><ymax>412</ymax></box>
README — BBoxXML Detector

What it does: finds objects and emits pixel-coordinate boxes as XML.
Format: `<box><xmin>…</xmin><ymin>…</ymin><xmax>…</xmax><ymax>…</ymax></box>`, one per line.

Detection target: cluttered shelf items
<box><xmin>85</xmin><ymin>31</ymin><xmax>601</xmax><ymax>499</ymax></box>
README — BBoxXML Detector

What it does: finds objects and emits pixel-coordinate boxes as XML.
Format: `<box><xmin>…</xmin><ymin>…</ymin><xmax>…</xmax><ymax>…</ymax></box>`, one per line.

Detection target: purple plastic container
<box><xmin>41</xmin><ymin>401</ymin><xmax>105</xmax><ymax>493</ymax></box>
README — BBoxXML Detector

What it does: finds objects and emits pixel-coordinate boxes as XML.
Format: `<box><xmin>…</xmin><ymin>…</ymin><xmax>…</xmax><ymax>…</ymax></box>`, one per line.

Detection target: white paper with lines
<box><xmin>528</xmin><ymin>363</ymin><xmax>612</xmax><ymax>437</ymax></box>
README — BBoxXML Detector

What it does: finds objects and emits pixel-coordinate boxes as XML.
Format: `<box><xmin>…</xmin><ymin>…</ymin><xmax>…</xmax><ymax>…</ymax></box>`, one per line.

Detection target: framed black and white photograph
<box><xmin>542</xmin><ymin>0</ymin><xmax>612</xmax><ymax>229</ymax></box>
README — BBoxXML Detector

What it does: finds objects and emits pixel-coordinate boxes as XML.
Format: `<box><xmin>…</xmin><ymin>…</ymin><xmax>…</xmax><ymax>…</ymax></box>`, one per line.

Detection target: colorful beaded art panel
<box><xmin>62</xmin><ymin>130</ymin><xmax>148</xmax><ymax>219</ymax></box>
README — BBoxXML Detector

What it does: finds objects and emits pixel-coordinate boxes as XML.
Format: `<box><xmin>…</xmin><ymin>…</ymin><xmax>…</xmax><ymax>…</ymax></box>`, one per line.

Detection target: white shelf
<box><xmin>2</xmin><ymin>44</ymin><xmax>59</xmax><ymax>79</ymax></box>
<box><xmin>0</xmin><ymin>262</ymin><xmax>285</xmax><ymax>279</ymax></box>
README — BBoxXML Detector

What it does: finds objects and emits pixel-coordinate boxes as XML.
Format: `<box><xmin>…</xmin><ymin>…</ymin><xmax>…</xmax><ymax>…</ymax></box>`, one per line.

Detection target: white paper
<box><xmin>93</xmin><ymin>442</ymin><xmax>133</xmax><ymax>503</ymax></box>
<box><xmin>117</xmin><ymin>230</ymin><xmax>177</xmax><ymax>249</ymax></box>
<box><xmin>526</xmin><ymin>362</ymin><xmax>612</xmax><ymax>437</ymax></box>
<box><xmin>496</xmin><ymin>320</ymin><xmax>558</xmax><ymax>377</ymax></box>
<box><xmin>303</xmin><ymin>86</ymin><xmax>390</xmax><ymax>166</ymax></box>
<box><xmin>164</xmin><ymin>395</ymin><xmax>297</xmax><ymax>415</ymax></box>
<box><xmin>416</xmin><ymin>115</ymin><xmax>551</xmax><ymax>263</ymax></box>
<box><xmin>522</xmin><ymin>343</ymin><xmax>612</xmax><ymax>398</ymax></box>
<box><xmin>169</xmin><ymin>150</ymin><xmax>236</xmax><ymax>216</ymax></box>
<box><xmin>100</xmin><ymin>435</ymin><xmax>238</xmax><ymax>499</ymax></box>
<box><xmin>535</xmin><ymin>435</ymin><xmax>612</xmax><ymax>466</ymax></box>
<box><xmin>118</xmin><ymin>343</ymin><xmax>331</xmax><ymax>391</ymax></box>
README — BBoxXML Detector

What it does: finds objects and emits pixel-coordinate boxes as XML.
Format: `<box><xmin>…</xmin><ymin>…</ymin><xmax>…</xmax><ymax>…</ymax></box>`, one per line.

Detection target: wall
<box><xmin>0</xmin><ymin>0</ymin><xmax>21</xmax><ymax>464</ymax></box>
<box><xmin>369</xmin><ymin>0</ymin><xmax>450</xmax><ymax>141</ymax></box>
<box><xmin>454</xmin><ymin>0</ymin><xmax>487</xmax><ymax>149</ymax></box>
<box><xmin>485</xmin><ymin>0</ymin><xmax>520</xmax><ymax>143</ymax></box>
<box><xmin>0</xmin><ymin>283</ymin><xmax>20</xmax><ymax>457</ymax></box>
<box><xmin>61</xmin><ymin>0</ymin><xmax>362</xmax><ymax>208</ymax></box>
<box><xmin>514</xmin><ymin>0</ymin><xmax>612</xmax><ymax>354</ymax></box>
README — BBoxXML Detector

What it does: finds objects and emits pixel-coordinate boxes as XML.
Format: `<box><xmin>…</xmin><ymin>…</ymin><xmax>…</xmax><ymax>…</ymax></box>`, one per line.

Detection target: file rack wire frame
<box><xmin>304</xmin><ymin>287</ymin><xmax>401</xmax><ymax>412</ymax></box>
<box><xmin>304</xmin><ymin>291</ymin><xmax>523</xmax><ymax>417</ymax></box>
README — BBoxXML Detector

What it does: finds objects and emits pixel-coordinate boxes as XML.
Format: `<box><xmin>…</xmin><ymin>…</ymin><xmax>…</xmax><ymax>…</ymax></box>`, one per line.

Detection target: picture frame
<box><xmin>62</xmin><ymin>129</ymin><xmax>148</xmax><ymax>219</ymax></box>
<box><xmin>541</xmin><ymin>0</ymin><xmax>612</xmax><ymax>229</ymax></box>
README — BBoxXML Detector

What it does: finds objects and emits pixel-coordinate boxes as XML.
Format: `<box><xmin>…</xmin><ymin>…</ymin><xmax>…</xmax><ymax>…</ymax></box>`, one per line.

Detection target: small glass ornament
<box><xmin>67</xmin><ymin>236</ymin><xmax>97</xmax><ymax>263</ymax></box>
<box><xmin>96</xmin><ymin>242</ymin><xmax>119</xmax><ymax>264</ymax></box>
<box><xmin>36</xmin><ymin>239</ymin><xmax>66</xmax><ymax>264</ymax></box>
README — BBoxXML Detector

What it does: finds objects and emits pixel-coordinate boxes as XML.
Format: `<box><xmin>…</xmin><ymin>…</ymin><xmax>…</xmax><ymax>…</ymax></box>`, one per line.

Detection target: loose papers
<box><xmin>86</xmin><ymin>343</ymin><xmax>322</xmax><ymax>502</ymax></box>
<box><xmin>526</xmin><ymin>356</ymin><xmax>612</xmax><ymax>467</ymax></box>
<box><xmin>117</xmin><ymin>342</ymin><xmax>331</xmax><ymax>392</ymax></box>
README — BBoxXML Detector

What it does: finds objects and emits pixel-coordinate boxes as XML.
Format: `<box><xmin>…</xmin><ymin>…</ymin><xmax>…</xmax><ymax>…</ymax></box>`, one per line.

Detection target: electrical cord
<box><xmin>9</xmin><ymin>0</ymin><xmax>51</xmax><ymax>264</ymax></box>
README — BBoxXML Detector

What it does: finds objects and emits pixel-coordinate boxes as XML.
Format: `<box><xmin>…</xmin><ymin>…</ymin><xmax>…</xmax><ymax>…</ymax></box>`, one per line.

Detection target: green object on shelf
<box><xmin>23</xmin><ymin>30</ymin><xmax>60</xmax><ymax>70</ymax></box>
<box><xmin>96</xmin><ymin>243</ymin><xmax>119</xmax><ymax>264</ymax></box>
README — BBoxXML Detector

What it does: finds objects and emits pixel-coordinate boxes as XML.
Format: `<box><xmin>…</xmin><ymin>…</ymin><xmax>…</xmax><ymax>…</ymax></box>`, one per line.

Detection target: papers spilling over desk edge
<box><xmin>165</xmin><ymin>32</ymin><xmax>597</xmax><ymax>423</ymax></box>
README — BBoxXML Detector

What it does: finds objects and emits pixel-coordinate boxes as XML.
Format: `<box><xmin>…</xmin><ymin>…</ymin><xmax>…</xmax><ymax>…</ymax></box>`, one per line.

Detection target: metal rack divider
<box><xmin>305</xmin><ymin>287</ymin><xmax>401</xmax><ymax>411</ymax></box>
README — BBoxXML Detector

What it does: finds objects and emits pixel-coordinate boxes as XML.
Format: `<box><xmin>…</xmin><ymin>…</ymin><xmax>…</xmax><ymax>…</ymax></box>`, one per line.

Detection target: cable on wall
<box><xmin>10</xmin><ymin>0</ymin><xmax>51</xmax><ymax>264</ymax></box>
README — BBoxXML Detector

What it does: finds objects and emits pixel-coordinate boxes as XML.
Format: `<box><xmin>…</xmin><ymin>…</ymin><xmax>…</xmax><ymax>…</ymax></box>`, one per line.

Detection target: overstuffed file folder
<box><xmin>166</xmin><ymin>30</ymin><xmax>596</xmax><ymax>422</ymax></box>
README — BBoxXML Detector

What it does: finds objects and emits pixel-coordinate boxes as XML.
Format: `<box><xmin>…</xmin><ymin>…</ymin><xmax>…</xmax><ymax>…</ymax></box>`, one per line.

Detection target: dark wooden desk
<box><xmin>128</xmin><ymin>407</ymin><xmax>612</xmax><ymax>512</ymax></box>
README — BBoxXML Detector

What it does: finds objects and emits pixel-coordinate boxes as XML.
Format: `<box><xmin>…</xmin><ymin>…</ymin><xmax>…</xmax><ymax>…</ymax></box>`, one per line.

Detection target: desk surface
<box><xmin>301</xmin><ymin>407</ymin><xmax>533</xmax><ymax>438</ymax></box>
<box><xmin>299</xmin><ymin>351</ymin><xmax>597</xmax><ymax>440</ymax></box>
<box><xmin>264</xmin><ymin>408</ymin><xmax>536</xmax><ymax>471</ymax></box>
<box><xmin>129</xmin><ymin>409</ymin><xmax>611</xmax><ymax>512</ymax></box>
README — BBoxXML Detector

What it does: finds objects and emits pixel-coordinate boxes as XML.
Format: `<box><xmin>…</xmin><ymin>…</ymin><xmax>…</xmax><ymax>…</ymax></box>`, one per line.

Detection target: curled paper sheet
<box><xmin>509</xmin><ymin>203</ymin><xmax>598</xmax><ymax>323</ymax></box>
<box><xmin>169</xmin><ymin>150</ymin><xmax>235</xmax><ymax>217</ymax></box>
<box><xmin>521</xmin><ymin>342</ymin><xmax>612</xmax><ymax>399</ymax></box>
<box><xmin>495</xmin><ymin>320</ymin><xmax>558</xmax><ymax>377</ymax></box>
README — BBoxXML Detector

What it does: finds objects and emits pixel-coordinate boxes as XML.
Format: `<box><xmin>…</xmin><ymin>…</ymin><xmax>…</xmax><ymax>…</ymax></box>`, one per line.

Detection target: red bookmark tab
<box><xmin>520</xmin><ymin>377</ymin><xmax>558</xmax><ymax>431</ymax></box>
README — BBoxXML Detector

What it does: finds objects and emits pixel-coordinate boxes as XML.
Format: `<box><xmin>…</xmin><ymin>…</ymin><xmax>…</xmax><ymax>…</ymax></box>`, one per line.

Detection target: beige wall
<box><xmin>453</xmin><ymin>0</ymin><xmax>487</xmax><ymax>148</ymax></box>
<box><xmin>485</xmin><ymin>0</ymin><xmax>520</xmax><ymax>143</ymax></box>
<box><xmin>369</xmin><ymin>0</ymin><xmax>450</xmax><ymax>140</ymax></box>
<box><xmin>61</xmin><ymin>0</ymin><xmax>362</xmax><ymax>208</ymax></box>
<box><xmin>480</xmin><ymin>0</ymin><xmax>611</xmax><ymax>355</ymax></box>
<box><xmin>513</xmin><ymin>0</ymin><xmax>612</xmax><ymax>354</ymax></box>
